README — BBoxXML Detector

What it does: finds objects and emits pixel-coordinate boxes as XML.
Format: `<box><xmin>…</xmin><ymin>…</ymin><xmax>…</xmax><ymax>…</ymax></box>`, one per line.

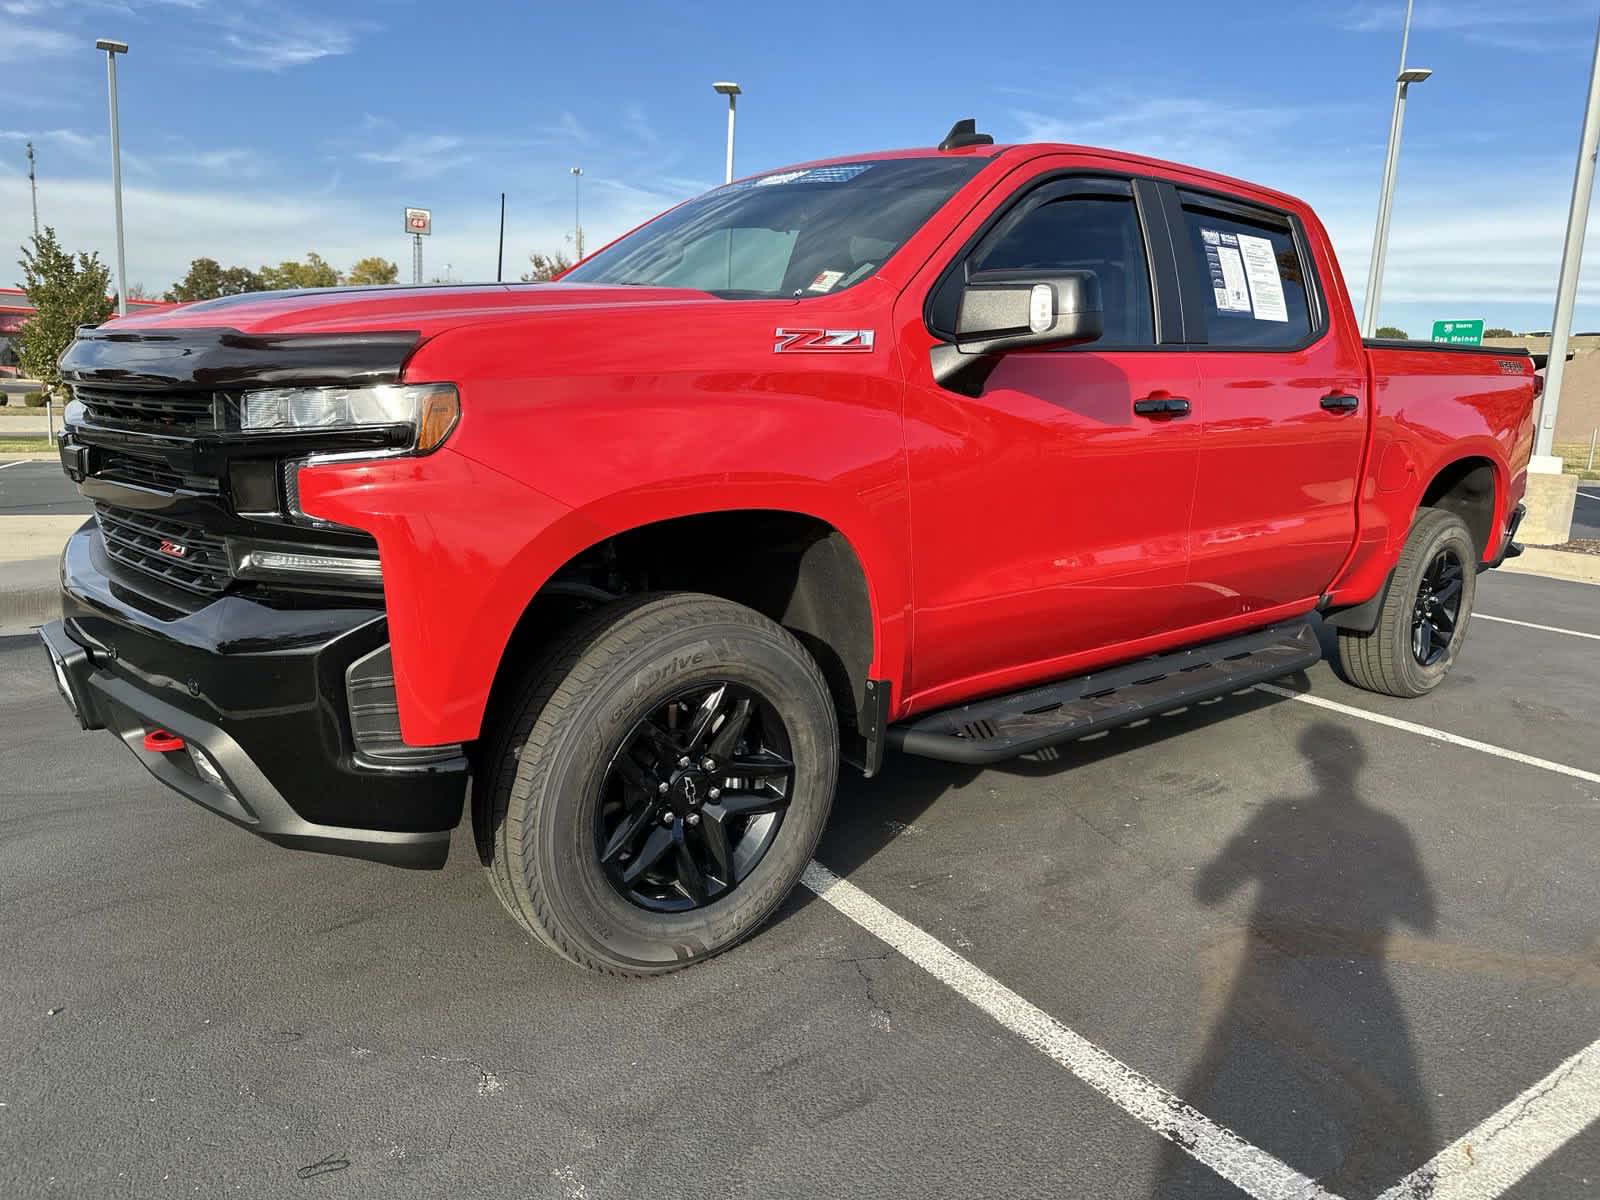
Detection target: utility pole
<box><xmin>1534</xmin><ymin>14</ymin><xmax>1600</xmax><ymax>471</ymax></box>
<box><xmin>497</xmin><ymin>192</ymin><xmax>506</xmax><ymax>282</ymax></box>
<box><xmin>1360</xmin><ymin>1</ymin><xmax>1432</xmax><ymax>337</ymax></box>
<box><xmin>26</xmin><ymin>141</ymin><xmax>39</xmax><ymax>239</ymax></box>
<box><xmin>95</xmin><ymin>38</ymin><xmax>129</xmax><ymax>317</ymax></box>
<box><xmin>570</xmin><ymin>167</ymin><xmax>583</xmax><ymax>260</ymax></box>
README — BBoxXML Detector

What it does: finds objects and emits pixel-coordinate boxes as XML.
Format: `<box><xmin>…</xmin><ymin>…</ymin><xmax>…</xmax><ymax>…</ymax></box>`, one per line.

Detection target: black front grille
<box><xmin>73</xmin><ymin>385</ymin><xmax>217</xmax><ymax>432</ymax></box>
<box><xmin>94</xmin><ymin>503</ymin><xmax>232</xmax><ymax>595</ymax></box>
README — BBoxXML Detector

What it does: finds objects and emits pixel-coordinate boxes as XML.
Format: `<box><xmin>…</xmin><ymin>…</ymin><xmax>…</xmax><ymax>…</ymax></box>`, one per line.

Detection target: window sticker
<box><xmin>806</xmin><ymin>269</ymin><xmax>845</xmax><ymax>293</ymax></box>
<box><xmin>1202</xmin><ymin>228</ymin><xmax>1251</xmax><ymax>314</ymax></box>
<box><xmin>1236</xmin><ymin>234</ymin><xmax>1290</xmax><ymax>322</ymax></box>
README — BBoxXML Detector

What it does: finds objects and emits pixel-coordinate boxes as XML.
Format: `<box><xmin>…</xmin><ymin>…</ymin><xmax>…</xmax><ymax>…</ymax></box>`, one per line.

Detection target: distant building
<box><xmin>0</xmin><ymin>288</ymin><xmax>180</xmax><ymax>376</ymax></box>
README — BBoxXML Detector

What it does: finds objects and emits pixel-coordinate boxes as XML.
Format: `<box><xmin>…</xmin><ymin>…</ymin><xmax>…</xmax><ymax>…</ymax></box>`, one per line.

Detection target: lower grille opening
<box><xmin>345</xmin><ymin>646</ymin><xmax>462</xmax><ymax>766</ymax></box>
<box><xmin>93</xmin><ymin>503</ymin><xmax>232</xmax><ymax>596</ymax></box>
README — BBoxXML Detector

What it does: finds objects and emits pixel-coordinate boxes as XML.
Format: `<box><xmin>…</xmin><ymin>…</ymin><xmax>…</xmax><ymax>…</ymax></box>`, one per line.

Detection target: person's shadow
<box><xmin>1155</xmin><ymin>722</ymin><xmax>1438</xmax><ymax>1199</ymax></box>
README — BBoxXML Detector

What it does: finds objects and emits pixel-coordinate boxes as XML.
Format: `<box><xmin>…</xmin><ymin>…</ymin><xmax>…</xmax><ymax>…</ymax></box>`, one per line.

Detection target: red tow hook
<box><xmin>142</xmin><ymin>728</ymin><xmax>186</xmax><ymax>753</ymax></box>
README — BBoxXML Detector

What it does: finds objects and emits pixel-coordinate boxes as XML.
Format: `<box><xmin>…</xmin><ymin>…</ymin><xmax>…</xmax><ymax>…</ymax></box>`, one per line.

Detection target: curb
<box><xmin>1500</xmin><ymin>546</ymin><xmax>1600</xmax><ymax>587</ymax></box>
<box><xmin>0</xmin><ymin>555</ymin><xmax>60</xmax><ymax>635</ymax></box>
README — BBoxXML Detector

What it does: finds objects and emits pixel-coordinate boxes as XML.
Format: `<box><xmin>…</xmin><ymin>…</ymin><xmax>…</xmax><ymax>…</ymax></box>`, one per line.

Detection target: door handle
<box><xmin>1320</xmin><ymin>393</ymin><xmax>1360</xmax><ymax>412</ymax></box>
<box><xmin>1133</xmin><ymin>396</ymin><xmax>1191</xmax><ymax>418</ymax></box>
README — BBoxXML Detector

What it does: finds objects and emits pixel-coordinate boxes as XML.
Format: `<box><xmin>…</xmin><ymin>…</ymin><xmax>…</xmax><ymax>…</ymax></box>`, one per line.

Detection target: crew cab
<box><xmin>40</xmin><ymin>121</ymin><xmax>1535</xmax><ymax>975</ymax></box>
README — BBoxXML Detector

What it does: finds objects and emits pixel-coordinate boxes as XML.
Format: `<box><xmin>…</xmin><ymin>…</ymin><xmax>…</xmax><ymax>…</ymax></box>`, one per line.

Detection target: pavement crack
<box><xmin>421</xmin><ymin>1052</ymin><xmax>507</xmax><ymax>1097</ymax></box>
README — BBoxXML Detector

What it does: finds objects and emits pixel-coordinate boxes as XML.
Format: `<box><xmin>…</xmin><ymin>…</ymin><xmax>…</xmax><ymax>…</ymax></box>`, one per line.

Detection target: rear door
<box><xmin>1168</xmin><ymin>187</ymin><xmax>1368</xmax><ymax>618</ymax></box>
<box><xmin>897</xmin><ymin>170</ymin><xmax>1204</xmax><ymax>703</ymax></box>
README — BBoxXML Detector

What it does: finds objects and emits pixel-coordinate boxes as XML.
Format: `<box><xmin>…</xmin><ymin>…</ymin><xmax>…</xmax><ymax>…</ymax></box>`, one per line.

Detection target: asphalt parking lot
<box><xmin>1578</xmin><ymin>485</ymin><xmax>1600</xmax><ymax>540</ymax></box>
<box><xmin>0</xmin><ymin>460</ymin><xmax>91</xmax><ymax>517</ymax></box>
<box><xmin>2</xmin><ymin>569</ymin><xmax>1597</xmax><ymax>1199</ymax></box>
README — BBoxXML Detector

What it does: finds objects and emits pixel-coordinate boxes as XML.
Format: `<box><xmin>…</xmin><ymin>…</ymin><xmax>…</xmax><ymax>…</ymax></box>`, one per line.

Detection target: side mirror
<box><xmin>932</xmin><ymin>268</ymin><xmax>1104</xmax><ymax>391</ymax></box>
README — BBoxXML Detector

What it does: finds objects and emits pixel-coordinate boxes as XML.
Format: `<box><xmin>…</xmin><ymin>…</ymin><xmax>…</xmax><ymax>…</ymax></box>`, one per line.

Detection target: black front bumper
<box><xmin>40</xmin><ymin>521</ymin><xmax>467</xmax><ymax>868</ymax></box>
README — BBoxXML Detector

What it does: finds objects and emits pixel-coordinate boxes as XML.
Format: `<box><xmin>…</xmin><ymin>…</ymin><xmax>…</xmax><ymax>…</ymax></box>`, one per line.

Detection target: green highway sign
<box><xmin>1431</xmin><ymin>319</ymin><xmax>1484</xmax><ymax>346</ymax></box>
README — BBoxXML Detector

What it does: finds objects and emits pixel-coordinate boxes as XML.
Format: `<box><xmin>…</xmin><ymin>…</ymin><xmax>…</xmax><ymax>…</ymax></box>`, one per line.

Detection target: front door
<box><xmin>899</xmin><ymin>173</ymin><xmax>1204</xmax><ymax>705</ymax></box>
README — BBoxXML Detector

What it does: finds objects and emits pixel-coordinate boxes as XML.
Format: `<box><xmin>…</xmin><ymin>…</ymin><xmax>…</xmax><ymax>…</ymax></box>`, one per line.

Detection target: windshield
<box><xmin>562</xmin><ymin>157</ymin><xmax>985</xmax><ymax>299</ymax></box>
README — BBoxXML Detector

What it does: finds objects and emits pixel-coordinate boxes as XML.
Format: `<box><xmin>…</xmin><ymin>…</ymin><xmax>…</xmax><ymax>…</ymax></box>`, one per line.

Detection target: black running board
<box><xmin>888</xmin><ymin>620</ymin><xmax>1321</xmax><ymax>765</ymax></box>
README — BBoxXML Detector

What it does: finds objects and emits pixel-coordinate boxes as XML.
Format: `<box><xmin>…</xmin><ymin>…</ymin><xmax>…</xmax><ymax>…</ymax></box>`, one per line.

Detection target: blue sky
<box><xmin>2</xmin><ymin>0</ymin><xmax>1598</xmax><ymax>336</ymax></box>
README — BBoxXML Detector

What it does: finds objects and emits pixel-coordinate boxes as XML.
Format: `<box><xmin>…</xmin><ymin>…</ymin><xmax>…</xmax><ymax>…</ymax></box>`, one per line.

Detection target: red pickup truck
<box><xmin>42</xmin><ymin>121</ymin><xmax>1535</xmax><ymax>975</ymax></box>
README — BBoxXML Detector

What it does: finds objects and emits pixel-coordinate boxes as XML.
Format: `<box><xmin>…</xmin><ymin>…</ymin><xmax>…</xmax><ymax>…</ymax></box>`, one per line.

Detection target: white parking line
<box><xmin>800</xmin><ymin>861</ymin><xmax>1342</xmax><ymax>1200</ymax></box>
<box><xmin>1476</xmin><ymin>613</ymin><xmax>1600</xmax><ymax>641</ymax></box>
<box><xmin>1377</xmin><ymin>1040</ymin><xmax>1600</xmax><ymax>1200</ymax></box>
<box><xmin>1255</xmin><ymin>684</ymin><xmax>1600</xmax><ymax>786</ymax></box>
<box><xmin>0</xmin><ymin>460</ymin><xmax>30</xmax><ymax>471</ymax></box>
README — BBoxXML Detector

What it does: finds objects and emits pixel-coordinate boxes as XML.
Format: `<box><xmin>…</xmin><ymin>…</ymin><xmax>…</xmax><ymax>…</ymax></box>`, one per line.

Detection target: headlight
<box><xmin>239</xmin><ymin>383</ymin><xmax>459</xmax><ymax>452</ymax></box>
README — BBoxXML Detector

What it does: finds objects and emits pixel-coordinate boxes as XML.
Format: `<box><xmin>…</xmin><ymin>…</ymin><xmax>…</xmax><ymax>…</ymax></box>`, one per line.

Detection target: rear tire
<box><xmin>1337</xmin><ymin>508</ymin><xmax>1477</xmax><ymax>699</ymax></box>
<box><xmin>478</xmin><ymin>593</ymin><xmax>838</xmax><ymax>976</ymax></box>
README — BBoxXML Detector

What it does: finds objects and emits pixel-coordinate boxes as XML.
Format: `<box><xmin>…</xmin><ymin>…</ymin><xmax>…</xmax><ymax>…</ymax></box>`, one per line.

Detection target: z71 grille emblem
<box><xmin>157</xmin><ymin>539</ymin><xmax>188</xmax><ymax>559</ymax></box>
<box><xmin>773</xmin><ymin>328</ymin><xmax>875</xmax><ymax>353</ymax></box>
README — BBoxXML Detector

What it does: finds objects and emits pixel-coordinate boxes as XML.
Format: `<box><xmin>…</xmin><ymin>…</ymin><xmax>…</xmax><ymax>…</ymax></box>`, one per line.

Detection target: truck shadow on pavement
<box><xmin>788</xmin><ymin>683</ymin><xmax>1439</xmax><ymax>1198</ymax></box>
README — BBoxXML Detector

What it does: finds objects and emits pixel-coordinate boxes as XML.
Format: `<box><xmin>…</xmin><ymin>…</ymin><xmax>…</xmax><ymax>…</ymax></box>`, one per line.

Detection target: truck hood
<box><xmin>105</xmin><ymin>282</ymin><xmax>734</xmax><ymax>337</ymax></box>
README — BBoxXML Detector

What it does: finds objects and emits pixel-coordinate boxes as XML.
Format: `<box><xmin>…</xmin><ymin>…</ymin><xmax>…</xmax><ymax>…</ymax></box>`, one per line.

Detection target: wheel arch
<box><xmin>480</xmin><ymin>506</ymin><xmax>887</xmax><ymax>773</ymax></box>
<box><xmin>1417</xmin><ymin>453</ymin><xmax>1501</xmax><ymax>561</ymax></box>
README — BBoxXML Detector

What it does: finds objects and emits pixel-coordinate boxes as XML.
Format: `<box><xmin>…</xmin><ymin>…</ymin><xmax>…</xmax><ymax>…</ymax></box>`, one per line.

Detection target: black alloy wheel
<box><xmin>1410</xmin><ymin>546</ymin><xmax>1464</xmax><ymax>667</ymax></box>
<box><xmin>596</xmin><ymin>681</ymin><xmax>795</xmax><ymax>913</ymax></box>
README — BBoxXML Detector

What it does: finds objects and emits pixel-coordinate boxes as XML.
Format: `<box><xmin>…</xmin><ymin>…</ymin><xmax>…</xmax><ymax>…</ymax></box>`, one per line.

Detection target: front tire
<box><xmin>1337</xmin><ymin>508</ymin><xmax>1477</xmax><ymax>698</ymax></box>
<box><xmin>479</xmin><ymin>593</ymin><xmax>838</xmax><ymax>976</ymax></box>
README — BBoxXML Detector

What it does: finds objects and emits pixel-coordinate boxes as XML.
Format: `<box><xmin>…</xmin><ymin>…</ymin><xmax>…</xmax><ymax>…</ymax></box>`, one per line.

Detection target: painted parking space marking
<box><xmin>0</xmin><ymin>460</ymin><xmax>30</xmax><ymax>471</ymax></box>
<box><xmin>1476</xmin><ymin>613</ymin><xmax>1600</xmax><ymax>641</ymax></box>
<box><xmin>1255</xmin><ymin>684</ymin><xmax>1600</xmax><ymax>786</ymax></box>
<box><xmin>800</xmin><ymin>861</ymin><xmax>1342</xmax><ymax>1200</ymax></box>
<box><xmin>1377</xmin><ymin>1039</ymin><xmax>1600</xmax><ymax>1200</ymax></box>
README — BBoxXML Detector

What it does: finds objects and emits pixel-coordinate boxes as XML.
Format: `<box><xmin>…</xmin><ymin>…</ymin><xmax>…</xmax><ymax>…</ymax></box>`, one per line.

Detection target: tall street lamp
<box><xmin>570</xmin><ymin>166</ymin><xmax>584</xmax><ymax>260</ymax></box>
<box><xmin>1360</xmin><ymin>0</ymin><xmax>1431</xmax><ymax>337</ymax></box>
<box><xmin>95</xmin><ymin>38</ymin><xmax>129</xmax><ymax>318</ymax></box>
<box><xmin>26</xmin><ymin>140</ymin><xmax>39</xmax><ymax>240</ymax></box>
<box><xmin>713</xmin><ymin>81</ymin><xmax>740</xmax><ymax>184</ymax></box>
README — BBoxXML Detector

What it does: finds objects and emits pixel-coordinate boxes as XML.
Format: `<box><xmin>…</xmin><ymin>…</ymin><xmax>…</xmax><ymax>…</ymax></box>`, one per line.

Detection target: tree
<box><xmin>346</xmin><ymin>256</ymin><xmax>398</xmax><ymax>286</ymax></box>
<box><xmin>15</xmin><ymin>227</ymin><xmax>112</xmax><ymax>394</ymax></box>
<box><xmin>259</xmin><ymin>252</ymin><xmax>341</xmax><ymax>291</ymax></box>
<box><xmin>165</xmin><ymin>256</ymin><xmax>264</xmax><ymax>302</ymax></box>
<box><xmin>1484</xmin><ymin>327</ymin><xmax>1515</xmax><ymax>338</ymax></box>
<box><xmin>126</xmin><ymin>282</ymin><xmax>149</xmax><ymax>301</ymax></box>
<box><xmin>521</xmin><ymin>250</ymin><xmax>572</xmax><ymax>282</ymax></box>
<box><xmin>1375</xmin><ymin>325</ymin><xmax>1409</xmax><ymax>340</ymax></box>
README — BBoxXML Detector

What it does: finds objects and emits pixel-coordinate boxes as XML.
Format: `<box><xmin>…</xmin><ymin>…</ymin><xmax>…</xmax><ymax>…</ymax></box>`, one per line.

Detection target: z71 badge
<box><xmin>773</xmin><ymin>328</ymin><xmax>875</xmax><ymax>353</ymax></box>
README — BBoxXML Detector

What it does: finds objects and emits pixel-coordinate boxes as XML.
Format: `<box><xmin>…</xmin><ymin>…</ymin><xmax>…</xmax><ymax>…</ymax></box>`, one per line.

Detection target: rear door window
<box><xmin>1177</xmin><ymin>198</ymin><xmax>1316</xmax><ymax>348</ymax></box>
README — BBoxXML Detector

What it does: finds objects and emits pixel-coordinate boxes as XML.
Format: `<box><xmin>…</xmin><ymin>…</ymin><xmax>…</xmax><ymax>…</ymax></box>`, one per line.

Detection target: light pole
<box><xmin>1360</xmin><ymin>0</ymin><xmax>1431</xmax><ymax>337</ymax></box>
<box><xmin>570</xmin><ymin>166</ymin><xmax>583</xmax><ymax>260</ymax></box>
<box><xmin>713</xmin><ymin>81</ymin><xmax>740</xmax><ymax>184</ymax></box>
<box><xmin>26</xmin><ymin>141</ymin><xmax>38</xmax><ymax>240</ymax></box>
<box><xmin>1533</xmin><ymin>15</ymin><xmax>1600</xmax><ymax>474</ymax></box>
<box><xmin>95</xmin><ymin>38</ymin><xmax>129</xmax><ymax>318</ymax></box>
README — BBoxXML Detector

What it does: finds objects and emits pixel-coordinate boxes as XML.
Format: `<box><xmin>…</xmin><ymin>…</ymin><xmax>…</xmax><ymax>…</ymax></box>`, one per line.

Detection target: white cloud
<box><xmin>357</xmin><ymin>134</ymin><xmax>472</xmax><ymax>178</ymax></box>
<box><xmin>0</xmin><ymin>18</ymin><xmax>73</xmax><ymax>60</ymax></box>
<box><xmin>1332</xmin><ymin>2</ymin><xmax>1585</xmax><ymax>52</ymax></box>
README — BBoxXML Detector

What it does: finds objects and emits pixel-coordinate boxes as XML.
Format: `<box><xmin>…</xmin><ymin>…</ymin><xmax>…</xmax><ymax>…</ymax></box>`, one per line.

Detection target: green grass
<box><xmin>0</xmin><ymin>437</ymin><xmax>52</xmax><ymax>454</ymax></box>
<box><xmin>1552</xmin><ymin>443</ymin><xmax>1600</xmax><ymax>481</ymax></box>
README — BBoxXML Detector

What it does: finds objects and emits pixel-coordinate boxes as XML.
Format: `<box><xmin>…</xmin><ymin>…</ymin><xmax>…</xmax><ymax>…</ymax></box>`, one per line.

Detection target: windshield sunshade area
<box><xmin>562</xmin><ymin>157</ymin><xmax>986</xmax><ymax>299</ymax></box>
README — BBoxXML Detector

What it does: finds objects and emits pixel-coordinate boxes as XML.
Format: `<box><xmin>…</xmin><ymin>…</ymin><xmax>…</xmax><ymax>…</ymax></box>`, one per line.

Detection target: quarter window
<box><xmin>1179</xmin><ymin>202</ymin><xmax>1314</xmax><ymax>348</ymax></box>
<box><xmin>966</xmin><ymin>189</ymin><xmax>1156</xmax><ymax>347</ymax></box>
